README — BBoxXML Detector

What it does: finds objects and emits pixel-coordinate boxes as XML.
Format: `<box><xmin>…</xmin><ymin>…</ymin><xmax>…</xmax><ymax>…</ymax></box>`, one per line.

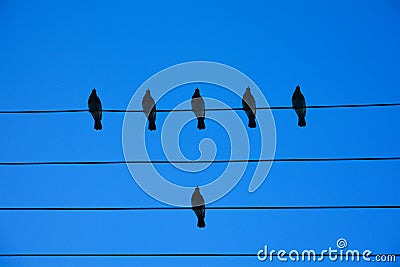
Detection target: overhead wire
<box><xmin>0</xmin><ymin>205</ymin><xmax>399</xmax><ymax>211</ymax></box>
<box><xmin>0</xmin><ymin>102</ymin><xmax>399</xmax><ymax>114</ymax></box>
<box><xmin>0</xmin><ymin>252</ymin><xmax>399</xmax><ymax>257</ymax></box>
<box><xmin>0</xmin><ymin>156</ymin><xmax>399</xmax><ymax>166</ymax></box>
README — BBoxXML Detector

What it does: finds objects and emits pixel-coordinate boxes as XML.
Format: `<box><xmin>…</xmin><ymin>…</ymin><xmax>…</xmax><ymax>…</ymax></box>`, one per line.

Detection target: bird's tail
<box><xmin>298</xmin><ymin>117</ymin><xmax>306</xmax><ymax>127</ymax></box>
<box><xmin>197</xmin><ymin>117</ymin><xmax>206</xmax><ymax>130</ymax></box>
<box><xmin>248</xmin><ymin>117</ymin><xmax>256</xmax><ymax>128</ymax></box>
<box><xmin>148</xmin><ymin>119</ymin><xmax>156</xmax><ymax>131</ymax></box>
<box><xmin>94</xmin><ymin>119</ymin><xmax>102</xmax><ymax>130</ymax></box>
<box><xmin>197</xmin><ymin>217</ymin><xmax>206</xmax><ymax>228</ymax></box>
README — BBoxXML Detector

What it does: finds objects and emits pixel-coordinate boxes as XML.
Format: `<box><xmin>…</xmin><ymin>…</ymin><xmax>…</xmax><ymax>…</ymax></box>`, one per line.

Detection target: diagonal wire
<box><xmin>0</xmin><ymin>156</ymin><xmax>399</xmax><ymax>166</ymax></box>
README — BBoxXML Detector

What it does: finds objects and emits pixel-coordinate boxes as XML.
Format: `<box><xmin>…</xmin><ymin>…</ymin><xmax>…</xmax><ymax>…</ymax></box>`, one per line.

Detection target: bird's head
<box><xmin>146</xmin><ymin>89</ymin><xmax>151</xmax><ymax>95</ymax></box>
<box><xmin>195</xmin><ymin>88</ymin><xmax>200</xmax><ymax>93</ymax></box>
<box><xmin>194</xmin><ymin>186</ymin><xmax>200</xmax><ymax>192</ymax></box>
<box><xmin>246</xmin><ymin>86</ymin><xmax>251</xmax><ymax>93</ymax></box>
<box><xmin>296</xmin><ymin>85</ymin><xmax>300</xmax><ymax>91</ymax></box>
<box><xmin>92</xmin><ymin>88</ymin><xmax>96</xmax><ymax>94</ymax></box>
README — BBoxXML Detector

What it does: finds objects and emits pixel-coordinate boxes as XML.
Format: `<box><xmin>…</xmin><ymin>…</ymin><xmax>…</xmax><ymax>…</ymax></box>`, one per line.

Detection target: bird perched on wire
<box><xmin>292</xmin><ymin>85</ymin><xmax>306</xmax><ymax>127</ymax></box>
<box><xmin>191</xmin><ymin>88</ymin><xmax>205</xmax><ymax>130</ymax></box>
<box><xmin>142</xmin><ymin>89</ymin><xmax>157</xmax><ymax>131</ymax></box>
<box><xmin>242</xmin><ymin>86</ymin><xmax>257</xmax><ymax>128</ymax></box>
<box><xmin>191</xmin><ymin>186</ymin><xmax>206</xmax><ymax>228</ymax></box>
<box><xmin>88</xmin><ymin>88</ymin><xmax>102</xmax><ymax>130</ymax></box>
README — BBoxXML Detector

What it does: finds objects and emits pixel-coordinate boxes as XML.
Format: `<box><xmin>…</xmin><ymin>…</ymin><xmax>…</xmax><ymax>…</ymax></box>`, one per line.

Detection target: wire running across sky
<box><xmin>0</xmin><ymin>156</ymin><xmax>399</xmax><ymax>166</ymax></box>
<box><xmin>1</xmin><ymin>205</ymin><xmax>399</xmax><ymax>211</ymax></box>
<box><xmin>0</xmin><ymin>102</ymin><xmax>399</xmax><ymax>114</ymax></box>
<box><xmin>0</xmin><ymin>252</ymin><xmax>399</xmax><ymax>257</ymax></box>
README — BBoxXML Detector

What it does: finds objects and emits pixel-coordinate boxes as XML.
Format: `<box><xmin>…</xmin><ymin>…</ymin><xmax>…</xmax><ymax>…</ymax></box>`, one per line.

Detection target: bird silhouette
<box><xmin>292</xmin><ymin>85</ymin><xmax>306</xmax><ymax>127</ymax></box>
<box><xmin>88</xmin><ymin>88</ymin><xmax>102</xmax><ymax>130</ymax></box>
<box><xmin>191</xmin><ymin>88</ymin><xmax>205</xmax><ymax>130</ymax></box>
<box><xmin>191</xmin><ymin>186</ymin><xmax>206</xmax><ymax>228</ymax></box>
<box><xmin>142</xmin><ymin>89</ymin><xmax>156</xmax><ymax>131</ymax></box>
<box><xmin>242</xmin><ymin>87</ymin><xmax>256</xmax><ymax>128</ymax></box>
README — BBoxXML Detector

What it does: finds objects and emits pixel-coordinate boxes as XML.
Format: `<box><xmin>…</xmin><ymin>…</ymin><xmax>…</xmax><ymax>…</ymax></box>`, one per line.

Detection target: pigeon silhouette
<box><xmin>88</xmin><ymin>88</ymin><xmax>102</xmax><ymax>130</ymax></box>
<box><xmin>242</xmin><ymin>87</ymin><xmax>256</xmax><ymax>128</ymax></box>
<box><xmin>191</xmin><ymin>186</ymin><xmax>206</xmax><ymax>228</ymax></box>
<box><xmin>142</xmin><ymin>89</ymin><xmax>156</xmax><ymax>131</ymax></box>
<box><xmin>292</xmin><ymin>85</ymin><xmax>306</xmax><ymax>127</ymax></box>
<box><xmin>191</xmin><ymin>88</ymin><xmax>205</xmax><ymax>130</ymax></box>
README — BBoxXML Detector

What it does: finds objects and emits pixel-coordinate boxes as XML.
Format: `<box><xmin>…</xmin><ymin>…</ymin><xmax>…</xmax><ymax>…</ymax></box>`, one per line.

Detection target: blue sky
<box><xmin>0</xmin><ymin>0</ymin><xmax>399</xmax><ymax>266</ymax></box>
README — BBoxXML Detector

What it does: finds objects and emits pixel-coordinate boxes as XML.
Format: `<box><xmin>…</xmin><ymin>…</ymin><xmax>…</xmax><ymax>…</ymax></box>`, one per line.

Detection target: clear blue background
<box><xmin>0</xmin><ymin>0</ymin><xmax>399</xmax><ymax>266</ymax></box>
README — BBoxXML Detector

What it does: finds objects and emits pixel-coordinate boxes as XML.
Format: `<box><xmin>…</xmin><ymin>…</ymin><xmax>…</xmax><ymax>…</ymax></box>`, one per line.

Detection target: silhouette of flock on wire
<box><xmin>88</xmin><ymin>85</ymin><xmax>307</xmax><ymax>131</ymax></box>
<box><xmin>87</xmin><ymin>85</ymin><xmax>307</xmax><ymax>228</ymax></box>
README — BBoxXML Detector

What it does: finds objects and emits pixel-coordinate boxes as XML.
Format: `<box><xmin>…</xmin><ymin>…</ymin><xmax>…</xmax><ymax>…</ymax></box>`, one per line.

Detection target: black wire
<box><xmin>0</xmin><ymin>253</ymin><xmax>399</xmax><ymax>257</ymax></box>
<box><xmin>0</xmin><ymin>205</ymin><xmax>399</xmax><ymax>211</ymax></box>
<box><xmin>0</xmin><ymin>156</ymin><xmax>399</xmax><ymax>166</ymax></box>
<box><xmin>1</xmin><ymin>206</ymin><xmax>398</xmax><ymax>257</ymax></box>
<box><xmin>0</xmin><ymin>102</ymin><xmax>399</xmax><ymax>114</ymax></box>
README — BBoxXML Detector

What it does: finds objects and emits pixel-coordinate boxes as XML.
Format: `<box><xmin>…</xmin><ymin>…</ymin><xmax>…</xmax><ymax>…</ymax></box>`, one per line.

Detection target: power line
<box><xmin>0</xmin><ymin>102</ymin><xmax>399</xmax><ymax>114</ymax></box>
<box><xmin>0</xmin><ymin>156</ymin><xmax>399</xmax><ymax>166</ymax></box>
<box><xmin>0</xmin><ymin>205</ymin><xmax>399</xmax><ymax>211</ymax></box>
<box><xmin>0</xmin><ymin>253</ymin><xmax>399</xmax><ymax>257</ymax></box>
<box><xmin>1</xmin><ymin>206</ymin><xmax>398</xmax><ymax>259</ymax></box>
<box><xmin>0</xmin><ymin>253</ymin><xmax>263</xmax><ymax>257</ymax></box>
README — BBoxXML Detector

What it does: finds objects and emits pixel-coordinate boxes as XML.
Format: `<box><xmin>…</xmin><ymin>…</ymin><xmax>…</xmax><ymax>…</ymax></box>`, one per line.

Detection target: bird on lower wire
<box><xmin>191</xmin><ymin>88</ymin><xmax>206</xmax><ymax>130</ymax></box>
<box><xmin>242</xmin><ymin>86</ymin><xmax>257</xmax><ymax>128</ymax></box>
<box><xmin>292</xmin><ymin>85</ymin><xmax>306</xmax><ymax>127</ymax></box>
<box><xmin>191</xmin><ymin>186</ymin><xmax>206</xmax><ymax>228</ymax></box>
<box><xmin>142</xmin><ymin>89</ymin><xmax>157</xmax><ymax>131</ymax></box>
<box><xmin>88</xmin><ymin>88</ymin><xmax>102</xmax><ymax>130</ymax></box>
